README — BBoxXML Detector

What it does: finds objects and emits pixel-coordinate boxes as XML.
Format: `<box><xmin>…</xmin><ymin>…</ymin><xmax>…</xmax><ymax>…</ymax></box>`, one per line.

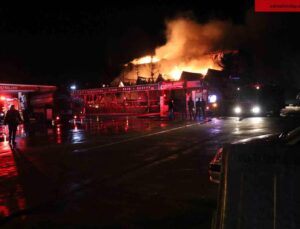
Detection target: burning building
<box><xmin>112</xmin><ymin>18</ymin><xmax>239</xmax><ymax>85</ymax></box>
<box><xmin>73</xmin><ymin>18</ymin><xmax>241</xmax><ymax>116</ymax></box>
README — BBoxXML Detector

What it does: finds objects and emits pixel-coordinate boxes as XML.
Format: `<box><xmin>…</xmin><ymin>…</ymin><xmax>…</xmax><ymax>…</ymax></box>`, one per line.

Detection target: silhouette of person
<box><xmin>4</xmin><ymin>105</ymin><xmax>23</xmax><ymax>145</ymax></box>
<box><xmin>168</xmin><ymin>99</ymin><xmax>175</xmax><ymax>120</ymax></box>
<box><xmin>177</xmin><ymin>97</ymin><xmax>187</xmax><ymax>120</ymax></box>
<box><xmin>188</xmin><ymin>97</ymin><xmax>195</xmax><ymax>120</ymax></box>
<box><xmin>195</xmin><ymin>98</ymin><xmax>201</xmax><ymax>120</ymax></box>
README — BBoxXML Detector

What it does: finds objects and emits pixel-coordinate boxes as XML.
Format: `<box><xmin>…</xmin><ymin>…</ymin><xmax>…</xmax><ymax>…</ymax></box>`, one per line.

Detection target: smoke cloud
<box><xmin>117</xmin><ymin>10</ymin><xmax>300</xmax><ymax>90</ymax></box>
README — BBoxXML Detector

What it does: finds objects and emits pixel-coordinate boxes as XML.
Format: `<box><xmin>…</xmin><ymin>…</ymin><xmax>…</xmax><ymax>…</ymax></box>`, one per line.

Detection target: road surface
<box><xmin>0</xmin><ymin>116</ymin><xmax>298</xmax><ymax>228</ymax></box>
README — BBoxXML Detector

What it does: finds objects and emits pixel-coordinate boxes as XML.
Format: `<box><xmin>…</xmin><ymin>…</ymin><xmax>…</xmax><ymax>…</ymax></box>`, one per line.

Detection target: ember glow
<box><xmin>118</xmin><ymin>17</ymin><xmax>230</xmax><ymax>82</ymax></box>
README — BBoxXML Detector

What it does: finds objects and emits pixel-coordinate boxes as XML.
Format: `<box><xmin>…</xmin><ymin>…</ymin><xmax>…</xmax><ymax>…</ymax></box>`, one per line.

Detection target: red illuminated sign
<box><xmin>73</xmin><ymin>80</ymin><xmax>204</xmax><ymax>96</ymax></box>
<box><xmin>255</xmin><ymin>0</ymin><xmax>300</xmax><ymax>12</ymax></box>
<box><xmin>73</xmin><ymin>84</ymin><xmax>160</xmax><ymax>95</ymax></box>
<box><xmin>186</xmin><ymin>80</ymin><xmax>202</xmax><ymax>89</ymax></box>
<box><xmin>160</xmin><ymin>81</ymin><xmax>184</xmax><ymax>90</ymax></box>
<box><xmin>0</xmin><ymin>84</ymin><xmax>56</xmax><ymax>92</ymax></box>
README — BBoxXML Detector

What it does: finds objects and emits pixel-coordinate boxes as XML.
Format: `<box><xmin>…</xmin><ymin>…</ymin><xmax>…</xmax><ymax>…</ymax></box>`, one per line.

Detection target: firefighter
<box><xmin>4</xmin><ymin>105</ymin><xmax>23</xmax><ymax>145</ymax></box>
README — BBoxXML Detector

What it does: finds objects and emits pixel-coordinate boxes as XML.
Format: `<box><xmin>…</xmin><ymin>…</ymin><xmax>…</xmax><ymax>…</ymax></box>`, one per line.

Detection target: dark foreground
<box><xmin>0</xmin><ymin>116</ymin><xmax>298</xmax><ymax>228</ymax></box>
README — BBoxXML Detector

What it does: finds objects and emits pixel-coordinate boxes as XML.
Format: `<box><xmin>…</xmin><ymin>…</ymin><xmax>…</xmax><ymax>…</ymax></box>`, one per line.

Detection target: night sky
<box><xmin>0</xmin><ymin>2</ymin><xmax>299</xmax><ymax>90</ymax></box>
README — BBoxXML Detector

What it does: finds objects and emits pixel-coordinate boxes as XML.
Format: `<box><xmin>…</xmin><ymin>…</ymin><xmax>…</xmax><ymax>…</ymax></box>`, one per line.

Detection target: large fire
<box><xmin>118</xmin><ymin>18</ymin><xmax>231</xmax><ymax>83</ymax></box>
<box><xmin>131</xmin><ymin>55</ymin><xmax>160</xmax><ymax>65</ymax></box>
<box><xmin>129</xmin><ymin>54</ymin><xmax>218</xmax><ymax>81</ymax></box>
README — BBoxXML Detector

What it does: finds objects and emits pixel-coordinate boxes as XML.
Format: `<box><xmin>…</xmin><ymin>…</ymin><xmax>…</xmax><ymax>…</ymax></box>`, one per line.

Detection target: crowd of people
<box><xmin>168</xmin><ymin>97</ymin><xmax>206</xmax><ymax>121</ymax></box>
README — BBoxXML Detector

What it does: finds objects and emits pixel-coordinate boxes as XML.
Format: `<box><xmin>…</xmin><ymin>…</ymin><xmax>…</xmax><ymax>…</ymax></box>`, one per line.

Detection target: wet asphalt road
<box><xmin>0</xmin><ymin>116</ymin><xmax>299</xmax><ymax>228</ymax></box>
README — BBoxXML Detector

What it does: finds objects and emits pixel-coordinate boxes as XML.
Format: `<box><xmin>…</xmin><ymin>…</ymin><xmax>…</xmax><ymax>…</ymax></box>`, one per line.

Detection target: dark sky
<box><xmin>0</xmin><ymin>1</ymin><xmax>299</xmax><ymax>89</ymax></box>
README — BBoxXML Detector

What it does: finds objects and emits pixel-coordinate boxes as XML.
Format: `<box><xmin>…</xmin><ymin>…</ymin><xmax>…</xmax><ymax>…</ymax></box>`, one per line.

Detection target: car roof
<box><xmin>286</xmin><ymin>126</ymin><xmax>300</xmax><ymax>145</ymax></box>
<box><xmin>230</xmin><ymin>125</ymin><xmax>300</xmax><ymax>146</ymax></box>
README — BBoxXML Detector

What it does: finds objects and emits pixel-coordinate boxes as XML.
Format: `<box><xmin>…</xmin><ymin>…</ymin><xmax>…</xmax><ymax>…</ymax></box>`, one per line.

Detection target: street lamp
<box><xmin>70</xmin><ymin>85</ymin><xmax>76</xmax><ymax>90</ymax></box>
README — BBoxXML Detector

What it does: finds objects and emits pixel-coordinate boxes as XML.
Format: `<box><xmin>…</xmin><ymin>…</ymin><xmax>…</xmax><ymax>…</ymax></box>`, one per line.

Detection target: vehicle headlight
<box><xmin>252</xmin><ymin>106</ymin><xmax>260</xmax><ymax>114</ymax></box>
<box><xmin>234</xmin><ymin>106</ymin><xmax>242</xmax><ymax>114</ymax></box>
<box><xmin>208</xmin><ymin>95</ymin><xmax>217</xmax><ymax>103</ymax></box>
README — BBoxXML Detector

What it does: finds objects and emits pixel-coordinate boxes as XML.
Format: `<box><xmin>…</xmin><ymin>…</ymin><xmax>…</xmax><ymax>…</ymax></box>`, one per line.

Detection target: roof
<box><xmin>0</xmin><ymin>83</ymin><xmax>57</xmax><ymax>93</ymax></box>
<box><xmin>180</xmin><ymin>71</ymin><xmax>203</xmax><ymax>81</ymax></box>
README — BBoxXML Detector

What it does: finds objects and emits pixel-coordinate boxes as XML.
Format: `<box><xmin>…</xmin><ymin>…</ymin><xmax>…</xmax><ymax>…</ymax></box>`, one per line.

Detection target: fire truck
<box><xmin>0</xmin><ymin>83</ymin><xmax>75</xmax><ymax>125</ymax></box>
<box><xmin>28</xmin><ymin>87</ymin><xmax>83</xmax><ymax>125</ymax></box>
<box><xmin>0</xmin><ymin>96</ymin><xmax>20</xmax><ymax>118</ymax></box>
<box><xmin>231</xmin><ymin>83</ymin><xmax>285</xmax><ymax>117</ymax></box>
<box><xmin>0</xmin><ymin>83</ymin><xmax>83</xmax><ymax>126</ymax></box>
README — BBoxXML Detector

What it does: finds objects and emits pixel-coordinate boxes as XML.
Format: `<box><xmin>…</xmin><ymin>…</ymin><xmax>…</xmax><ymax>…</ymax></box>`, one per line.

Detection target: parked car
<box><xmin>280</xmin><ymin>92</ymin><xmax>300</xmax><ymax>117</ymax></box>
<box><xmin>208</xmin><ymin>126</ymin><xmax>300</xmax><ymax>183</ymax></box>
<box><xmin>280</xmin><ymin>105</ymin><xmax>300</xmax><ymax>117</ymax></box>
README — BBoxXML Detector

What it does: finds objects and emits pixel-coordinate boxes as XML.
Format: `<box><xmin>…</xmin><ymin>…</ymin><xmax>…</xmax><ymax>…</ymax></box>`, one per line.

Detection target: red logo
<box><xmin>255</xmin><ymin>0</ymin><xmax>300</xmax><ymax>12</ymax></box>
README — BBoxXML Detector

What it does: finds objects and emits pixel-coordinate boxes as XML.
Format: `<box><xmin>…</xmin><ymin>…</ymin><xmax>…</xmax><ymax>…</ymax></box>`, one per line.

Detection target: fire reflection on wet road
<box><xmin>0</xmin><ymin>116</ymin><xmax>171</xmax><ymax>221</ymax></box>
<box><xmin>0</xmin><ymin>142</ymin><xmax>26</xmax><ymax>218</ymax></box>
<box><xmin>11</xmin><ymin>116</ymin><xmax>168</xmax><ymax>146</ymax></box>
<box><xmin>0</xmin><ymin>116</ymin><xmax>298</xmax><ymax>227</ymax></box>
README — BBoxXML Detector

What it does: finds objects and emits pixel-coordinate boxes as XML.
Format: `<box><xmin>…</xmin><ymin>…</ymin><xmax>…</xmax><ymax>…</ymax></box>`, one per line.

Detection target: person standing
<box><xmin>4</xmin><ymin>105</ymin><xmax>23</xmax><ymax>145</ymax></box>
<box><xmin>188</xmin><ymin>97</ymin><xmax>195</xmax><ymax>120</ymax></box>
<box><xmin>168</xmin><ymin>99</ymin><xmax>175</xmax><ymax>121</ymax></box>
<box><xmin>177</xmin><ymin>97</ymin><xmax>187</xmax><ymax>120</ymax></box>
<box><xmin>201</xmin><ymin>99</ymin><xmax>207</xmax><ymax>119</ymax></box>
<box><xmin>195</xmin><ymin>98</ymin><xmax>201</xmax><ymax>120</ymax></box>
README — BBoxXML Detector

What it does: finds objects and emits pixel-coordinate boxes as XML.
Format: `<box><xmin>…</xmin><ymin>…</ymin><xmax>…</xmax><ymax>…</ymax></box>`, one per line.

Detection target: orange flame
<box><xmin>169</xmin><ymin>67</ymin><xmax>182</xmax><ymax>80</ymax></box>
<box><xmin>119</xmin><ymin>18</ymin><xmax>230</xmax><ymax>82</ymax></box>
<box><xmin>131</xmin><ymin>55</ymin><xmax>160</xmax><ymax>65</ymax></box>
